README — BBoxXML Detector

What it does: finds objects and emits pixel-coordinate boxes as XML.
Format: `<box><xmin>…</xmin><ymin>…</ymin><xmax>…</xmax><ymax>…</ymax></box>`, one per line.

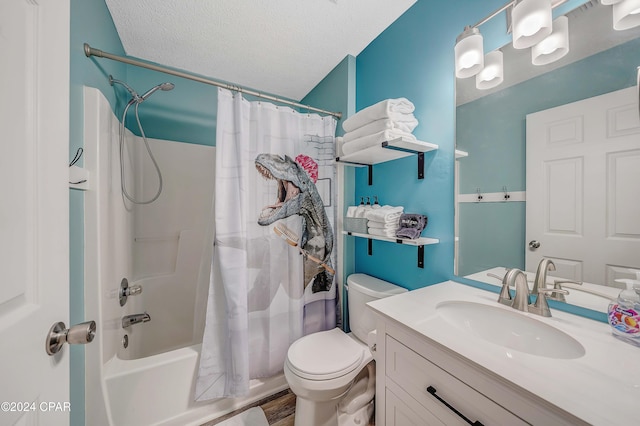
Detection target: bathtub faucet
<box><xmin>122</xmin><ymin>312</ymin><xmax>151</xmax><ymax>328</ymax></box>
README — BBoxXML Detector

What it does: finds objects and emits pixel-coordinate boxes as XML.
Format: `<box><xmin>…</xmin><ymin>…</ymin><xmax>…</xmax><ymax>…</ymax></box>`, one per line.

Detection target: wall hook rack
<box><xmin>503</xmin><ymin>185</ymin><xmax>511</xmax><ymax>201</ymax></box>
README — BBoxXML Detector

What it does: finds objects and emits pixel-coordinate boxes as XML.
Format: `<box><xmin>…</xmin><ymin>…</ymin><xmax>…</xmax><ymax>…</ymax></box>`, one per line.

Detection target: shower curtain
<box><xmin>196</xmin><ymin>88</ymin><xmax>338</xmax><ymax>400</ymax></box>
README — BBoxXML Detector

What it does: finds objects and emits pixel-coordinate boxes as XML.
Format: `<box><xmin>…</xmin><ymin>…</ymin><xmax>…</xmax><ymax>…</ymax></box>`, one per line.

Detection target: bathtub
<box><xmin>83</xmin><ymin>87</ymin><xmax>287</xmax><ymax>425</ymax></box>
<box><xmin>102</xmin><ymin>345</ymin><xmax>287</xmax><ymax>426</ymax></box>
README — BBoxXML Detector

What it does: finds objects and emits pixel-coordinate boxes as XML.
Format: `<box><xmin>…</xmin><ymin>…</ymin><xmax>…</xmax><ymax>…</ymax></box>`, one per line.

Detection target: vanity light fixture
<box><xmin>476</xmin><ymin>50</ymin><xmax>504</xmax><ymax>89</ymax></box>
<box><xmin>532</xmin><ymin>15</ymin><xmax>570</xmax><ymax>65</ymax></box>
<box><xmin>455</xmin><ymin>0</ymin><xmax>567</xmax><ymax>81</ymax></box>
<box><xmin>600</xmin><ymin>0</ymin><xmax>624</xmax><ymax>4</ymax></box>
<box><xmin>512</xmin><ymin>0</ymin><xmax>553</xmax><ymax>49</ymax></box>
<box><xmin>612</xmin><ymin>0</ymin><xmax>640</xmax><ymax>30</ymax></box>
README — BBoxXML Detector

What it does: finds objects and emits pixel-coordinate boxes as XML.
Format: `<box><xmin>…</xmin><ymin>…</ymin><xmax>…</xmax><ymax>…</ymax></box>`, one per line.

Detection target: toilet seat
<box><xmin>286</xmin><ymin>328</ymin><xmax>365</xmax><ymax>380</ymax></box>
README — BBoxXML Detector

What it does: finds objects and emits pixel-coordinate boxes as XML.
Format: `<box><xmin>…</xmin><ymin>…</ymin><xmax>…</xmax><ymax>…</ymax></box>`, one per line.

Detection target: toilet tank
<box><xmin>347</xmin><ymin>274</ymin><xmax>407</xmax><ymax>342</ymax></box>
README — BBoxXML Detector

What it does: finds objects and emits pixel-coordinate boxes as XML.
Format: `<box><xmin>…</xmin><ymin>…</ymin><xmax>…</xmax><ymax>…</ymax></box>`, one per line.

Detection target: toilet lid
<box><xmin>287</xmin><ymin>328</ymin><xmax>365</xmax><ymax>380</ymax></box>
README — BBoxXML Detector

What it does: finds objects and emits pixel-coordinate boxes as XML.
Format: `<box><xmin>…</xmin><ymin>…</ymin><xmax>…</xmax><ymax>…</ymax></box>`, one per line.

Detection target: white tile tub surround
<box><xmin>83</xmin><ymin>87</ymin><xmax>287</xmax><ymax>425</ymax></box>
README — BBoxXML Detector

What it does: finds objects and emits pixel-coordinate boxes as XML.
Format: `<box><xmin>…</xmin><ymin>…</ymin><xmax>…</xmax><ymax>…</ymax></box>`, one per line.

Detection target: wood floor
<box><xmin>201</xmin><ymin>389</ymin><xmax>296</xmax><ymax>426</ymax></box>
<box><xmin>201</xmin><ymin>388</ymin><xmax>375</xmax><ymax>426</ymax></box>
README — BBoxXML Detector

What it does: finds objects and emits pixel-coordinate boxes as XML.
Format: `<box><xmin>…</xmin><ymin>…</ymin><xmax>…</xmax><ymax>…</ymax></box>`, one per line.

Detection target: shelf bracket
<box><xmin>368</xmin><ymin>238</ymin><xmax>373</xmax><ymax>256</ymax></box>
<box><xmin>417</xmin><ymin>245</ymin><xmax>424</xmax><ymax>268</ymax></box>
<box><xmin>417</xmin><ymin>152</ymin><xmax>424</xmax><ymax>180</ymax></box>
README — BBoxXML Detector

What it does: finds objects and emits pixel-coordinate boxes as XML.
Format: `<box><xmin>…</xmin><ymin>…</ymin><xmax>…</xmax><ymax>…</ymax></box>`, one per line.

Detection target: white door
<box><xmin>0</xmin><ymin>0</ymin><xmax>71</xmax><ymax>424</ymax></box>
<box><xmin>526</xmin><ymin>86</ymin><xmax>640</xmax><ymax>286</ymax></box>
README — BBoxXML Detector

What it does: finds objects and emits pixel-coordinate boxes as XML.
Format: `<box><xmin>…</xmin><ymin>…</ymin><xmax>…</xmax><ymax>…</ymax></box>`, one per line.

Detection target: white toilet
<box><xmin>284</xmin><ymin>273</ymin><xmax>407</xmax><ymax>426</ymax></box>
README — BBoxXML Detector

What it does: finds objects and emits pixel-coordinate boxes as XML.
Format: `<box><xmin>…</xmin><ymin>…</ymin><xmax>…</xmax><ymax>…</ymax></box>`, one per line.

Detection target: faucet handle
<box><xmin>550</xmin><ymin>280</ymin><xmax>580</xmax><ymax>302</ymax></box>
<box><xmin>533</xmin><ymin>288</ymin><xmax>569</xmax><ymax>317</ymax></box>
<box><xmin>486</xmin><ymin>272</ymin><xmax>504</xmax><ymax>281</ymax></box>
<box><xmin>554</xmin><ymin>279</ymin><xmax>582</xmax><ymax>287</ymax></box>
<box><xmin>489</xmin><ymin>269</ymin><xmax>513</xmax><ymax>306</ymax></box>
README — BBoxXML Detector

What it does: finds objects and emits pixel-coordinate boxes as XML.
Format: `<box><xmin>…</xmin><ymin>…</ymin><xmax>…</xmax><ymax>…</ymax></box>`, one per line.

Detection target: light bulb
<box><xmin>476</xmin><ymin>50</ymin><xmax>504</xmax><ymax>90</ymax></box>
<box><xmin>532</xmin><ymin>16</ymin><xmax>569</xmax><ymax>66</ymax></box>
<box><xmin>455</xmin><ymin>27</ymin><xmax>484</xmax><ymax>78</ymax></box>
<box><xmin>512</xmin><ymin>0</ymin><xmax>553</xmax><ymax>49</ymax></box>
<box><xmin>613</xmin><ymin>0</ymin><xmax>640</xmax><ymax>30</ymax></box>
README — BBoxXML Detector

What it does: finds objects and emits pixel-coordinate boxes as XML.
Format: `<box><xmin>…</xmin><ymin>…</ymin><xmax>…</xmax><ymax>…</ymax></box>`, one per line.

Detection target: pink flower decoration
<box><xmin>295</xmin><ymin>154</ymin><xmax>318</xmax><ymax>183</ymax></box>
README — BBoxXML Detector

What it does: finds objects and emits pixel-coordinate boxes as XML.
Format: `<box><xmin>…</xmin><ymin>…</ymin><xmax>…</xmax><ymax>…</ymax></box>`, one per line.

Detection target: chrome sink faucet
<box><xmin>499</xmin><ymin>268</ymin><xmax>568</xmax><ymax>317</ymax></box>
<box><xmin>532</xmin><ymin>258</ymin><xmax>556</xmax><ymax>296</ymax></box>
<box><xmin>505</xmin><ymin>268</ymin><xmax>531</xmax><ymax>312</ymax></box>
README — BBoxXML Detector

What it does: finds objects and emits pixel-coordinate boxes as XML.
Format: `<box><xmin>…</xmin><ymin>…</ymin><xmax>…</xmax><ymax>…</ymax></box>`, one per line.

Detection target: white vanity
<box><xmin>368</xmin><ymin>281</ymin><xmax>639</xmax><ymax>425</ymax></box>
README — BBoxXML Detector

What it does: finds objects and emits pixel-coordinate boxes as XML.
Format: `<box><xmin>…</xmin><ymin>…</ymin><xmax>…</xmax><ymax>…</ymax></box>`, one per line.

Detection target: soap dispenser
<box><xmin>608</xmin><ymin>275</ymin><xmax>640</xmax><ymax>347</ymax></box>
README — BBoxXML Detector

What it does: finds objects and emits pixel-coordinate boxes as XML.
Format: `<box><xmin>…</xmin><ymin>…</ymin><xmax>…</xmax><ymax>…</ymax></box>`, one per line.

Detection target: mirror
<box><xmin>455</xmin><ymin>0</ymin><xmax>640</xmax><ymax>313</ymax></box>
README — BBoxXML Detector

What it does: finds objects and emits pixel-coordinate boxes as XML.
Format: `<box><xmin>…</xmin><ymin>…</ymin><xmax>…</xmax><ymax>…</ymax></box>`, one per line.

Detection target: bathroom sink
<box><xmin>436</xmin><ymin>301</ymin><xmax>585</xmax><ymax>359</ymax></box>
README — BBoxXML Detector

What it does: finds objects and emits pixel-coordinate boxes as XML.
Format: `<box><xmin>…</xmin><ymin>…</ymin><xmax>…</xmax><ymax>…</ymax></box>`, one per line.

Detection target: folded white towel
<box><xmin>343</xmin><ymin>98</ymin><xmax>416</xmax><ymax>132</ymax></box>
<box><xmin>343</xmin><ymin>117</ymin><xmax>419</xmax><ymax>143</ymax></box>
<box><xmin>354</xmin><ymin>204</ymin><xmax>375</xmax><ymax>218</ymax></box>
<box><xmin>367</xmin><ymin>219</ymin><xmax>399</xmax><ymax>230</ymax></box>
<box><xmin>368</xmin><ymin>227</ymin><xmax>397</xmax><ymax>238</ymax></box>
<box><xmin>346</xmin><ymin>206</ymin><xmax>358</xmax><ymax>218</ymax></box>
<box><xmin>341</xmin><ymin>130</ymin><xmax>417</xmax><ymax>156</ymax></box>
<box><xmin>365</xmin><ymin>206</ymin><xmax>404</xmax><ymax>222</ymax></box>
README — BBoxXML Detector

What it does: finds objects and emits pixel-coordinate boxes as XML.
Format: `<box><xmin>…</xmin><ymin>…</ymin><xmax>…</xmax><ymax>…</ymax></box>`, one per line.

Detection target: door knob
<box><xmin>529</xmin><ymin>240</ymin><xmax>541</xmax><ymax>250</ymax></box>
<box><xmin>46</xmin><ymin>320</ymin><xmax>96</xmax><ymax>356</ymax></box>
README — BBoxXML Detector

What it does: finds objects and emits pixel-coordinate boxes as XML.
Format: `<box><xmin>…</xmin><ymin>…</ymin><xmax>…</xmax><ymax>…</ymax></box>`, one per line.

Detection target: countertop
<box><xmin>367</xmin><ymin>280</ymin><xmax>640</xmax><ymax>425</ymax></box>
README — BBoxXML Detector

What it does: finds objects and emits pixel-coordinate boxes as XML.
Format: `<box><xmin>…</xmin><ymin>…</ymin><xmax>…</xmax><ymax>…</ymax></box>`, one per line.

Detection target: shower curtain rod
<box><xmin>84</xmin><ymin>43</ymin><xmax>342</xmax><ymax>119</ymax></box>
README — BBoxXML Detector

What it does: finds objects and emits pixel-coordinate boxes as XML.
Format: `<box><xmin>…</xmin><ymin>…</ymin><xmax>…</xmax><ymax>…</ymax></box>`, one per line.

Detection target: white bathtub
<box><xmin>103</xmin><ymin>345</ymin><xmax>287</xmax><ymax>426</ymax></box>
<box><xmin>83</xmin><ymin>87</ymin><xmax>287</xmax><ymax>425</ymax></box>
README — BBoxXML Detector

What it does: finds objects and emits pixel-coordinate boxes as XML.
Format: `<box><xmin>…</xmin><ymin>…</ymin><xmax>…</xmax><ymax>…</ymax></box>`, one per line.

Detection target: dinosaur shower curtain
<box><xmin>196</xmin><ymin>88</ymin><xmax>338</xmax><ymax>399</ymax></box>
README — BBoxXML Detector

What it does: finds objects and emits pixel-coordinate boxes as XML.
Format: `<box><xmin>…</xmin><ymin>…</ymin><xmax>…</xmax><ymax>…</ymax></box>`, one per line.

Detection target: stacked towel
<box><xmin>342</xmin><ymin>98</ymin><xmax>417</xmax><ymax>132</ymax></box>
<box><xmin>341</xmin><ymin>98</ymin><xmax>418</xmax><ymax>156</ymax></box>
<box><xmin>364</xmin><ymin>205</ymin><xmax>403</xmax><ymax>237</ymax></box>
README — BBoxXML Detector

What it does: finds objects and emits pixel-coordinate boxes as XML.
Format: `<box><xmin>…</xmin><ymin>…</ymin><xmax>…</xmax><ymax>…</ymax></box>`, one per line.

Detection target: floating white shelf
<box><xmin>455</xmin><ymin>149</ymin><xmax>469</xmax><ymax>159</ymax></box>
<box><xmin>343</xmin><ymin>230</ymin><xmax>439</xmax><ymax>268</ymax></box>
<box><xmin>342</xmin><ymin>231</ymin><xmax>439</xmax><ymax>246</ymax></box>
<box><xmin>336</xmin><ymin>137</ymin><xmax>438</xmax><ymax>184</ymax></box>
<box><xmin>337</xmin><ymin>137</ymin><xmax>438</xmax><ymax>165</ymax></box>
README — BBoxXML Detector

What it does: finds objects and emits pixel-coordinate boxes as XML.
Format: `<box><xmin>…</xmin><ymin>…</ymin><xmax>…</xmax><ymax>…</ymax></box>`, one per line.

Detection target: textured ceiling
<box><xmin>105</xmin><ymin>0</ymin><xmax>417</xmax><ymax>101</ymax></box>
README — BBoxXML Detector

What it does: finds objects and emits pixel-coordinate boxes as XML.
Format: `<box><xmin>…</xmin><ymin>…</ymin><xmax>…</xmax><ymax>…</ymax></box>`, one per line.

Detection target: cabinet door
<box><xmin>386</xmin><ymin>336</ymin><xmax>528</xmax><ymax>426</ymax></box>
<box><xmin>386</xmin><ymin>383</ymin><xmax>446</xmax><ymax>426</ymax></box>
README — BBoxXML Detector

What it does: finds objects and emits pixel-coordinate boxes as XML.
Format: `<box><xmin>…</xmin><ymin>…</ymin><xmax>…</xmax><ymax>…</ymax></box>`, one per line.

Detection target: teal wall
<box><xmin>456</xmin><ymin>37</ymin><xmax>640</xmax><ymax>276</ymax></box>
<box><xmin>121</xmin><ymin>66</ymin><xmax>218</xmax><ymax>146</ymax></box>
<box><xmin>352</xmin><ymin>0</ymin><xmax>507</xmax><ymax>289</ymax></box>
<box><xmin>70</xmin><ymin>1</ymin><xmax>125</xmax><ymax>425</ymax></box>
<box><xmin>350</xmin><ymin>0</ymin><xmax>603</xmax><ymax>289</ymax></box>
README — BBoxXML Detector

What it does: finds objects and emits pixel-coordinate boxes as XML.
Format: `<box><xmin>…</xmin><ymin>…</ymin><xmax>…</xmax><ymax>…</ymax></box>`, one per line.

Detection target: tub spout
<box><xmin>122</xmin><ymin>312</ymin><xmax>151</xmax><ymax>328</ymax></box>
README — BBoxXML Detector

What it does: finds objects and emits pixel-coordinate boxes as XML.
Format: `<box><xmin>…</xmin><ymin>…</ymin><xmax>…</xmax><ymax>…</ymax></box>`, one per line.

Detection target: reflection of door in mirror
<box><xmin>526</xmin><ymin>86</ymin><xmax>640</xmax><ymax>288</ymax></box>
<box><xmin>454</xmin><ymin>1</ymin><xmax>640</xmax><ymax>313</ymax></box>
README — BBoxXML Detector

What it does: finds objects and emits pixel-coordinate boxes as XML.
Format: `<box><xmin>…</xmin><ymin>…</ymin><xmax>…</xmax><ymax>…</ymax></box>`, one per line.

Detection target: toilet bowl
<box><xmin>284</xmin><ymin>274</ymin><xmax>407</xmax><ymax>426</ymax></box>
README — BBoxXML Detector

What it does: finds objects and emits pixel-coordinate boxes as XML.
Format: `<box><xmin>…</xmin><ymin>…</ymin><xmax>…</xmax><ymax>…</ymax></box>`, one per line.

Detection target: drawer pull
<box><xmin>426</xmin><ymin>386</ymin><xmax>484</xmax><ymax>426</ymax></box>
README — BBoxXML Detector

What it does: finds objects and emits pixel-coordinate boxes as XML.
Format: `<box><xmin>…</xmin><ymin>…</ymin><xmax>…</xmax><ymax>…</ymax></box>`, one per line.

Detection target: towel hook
<box><xmin>503</xmin><ymin>185</ymin><xmax>511</xmax><ymax>201</ymax></box>
<box><xmin>476</xmin><ymin>188</ymin><xmax>483</xmax><ymax>202</ymax></box>
<box><xmin>69</xmin><ymin>147</ymin><xmax>87</xmax><ymax>185</ymax></box>
<box><xmin>69</xmin><ymin>147</ymin><xmax>83</xmax><ymax>167</ymax></box>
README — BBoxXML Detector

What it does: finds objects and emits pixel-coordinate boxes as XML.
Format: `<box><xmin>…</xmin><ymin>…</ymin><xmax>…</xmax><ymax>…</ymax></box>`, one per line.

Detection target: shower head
<box><xmin>109</xmin><ymin>75</ymin><xmax>141</xmax><ymax>103</ymax></box>
<box><xmin>110</xmin><ymin>75</ymin><xmax>174</xmax><ymax>104</ymax></box>
<box><xmin>140</xmin><ymin>82</ymin><xmax>175</xmax><ymax>101</ymax></box>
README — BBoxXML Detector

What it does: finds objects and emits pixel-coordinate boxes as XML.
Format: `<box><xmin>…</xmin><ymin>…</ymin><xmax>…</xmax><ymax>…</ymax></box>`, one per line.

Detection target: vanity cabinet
<box><xmin>374</xmin><ymin>319</ymin><xmax>586</xmax><ymax>426</ymax></box>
